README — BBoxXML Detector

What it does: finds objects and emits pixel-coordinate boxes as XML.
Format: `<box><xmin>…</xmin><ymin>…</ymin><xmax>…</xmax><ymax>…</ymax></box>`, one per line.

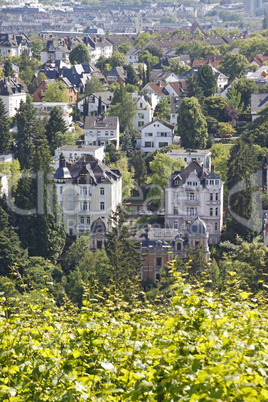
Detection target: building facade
<box><xmin>140</xmin><ymin>118</ymin><xmax>174</xmax><ymax>153</ymax></box>
<box><xmin>84</xmin><ymin>115</ymin><xmax>119</xmax><ymax>150</ymax></box>
<box><xmin>54</xmin><ymin>154</ymin><xmax>122</xmax><ymax>237</ymax></box>
<box><xmin>0</xmin><ymin>77</ymin><xmax>27</xmax><ymax>117</ymax></box>
<box><xmin>165</xmin><ymin>161</ymin><xmax>223</xmax><ymax>245</ymax></box>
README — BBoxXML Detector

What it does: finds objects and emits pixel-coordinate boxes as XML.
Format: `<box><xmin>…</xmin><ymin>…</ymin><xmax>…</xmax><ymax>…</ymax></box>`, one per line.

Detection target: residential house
<box><xmin>125</xmin><ymin>46</ymin><xmax>141</xmax><ymax>64</ymax></box>
<box><xmin>170</xmin><ymin>95</ymin><xmax>182</xmax><ymax>125</ymax></box>
<box><xmin>32</xmin><ymin>101</ymin><xmax>73</xmax><ymax>128</ymax></box>
<box><xmin>251</xmin><ymin>93</ymin><xmax>268</xmax><ymax>120</ymax></box>
<box><xmin>78</xmin><ymin>91</ymin><xmax>113</xmax><ymax>116</ymax></box>
<box><xmin>165</xmin><ymin>161</ymin><xmax>223</xmax><ymax>245</ymax></box>
<box><xmin>103</xmin><ymin>66</ymin><xmax>127</xmax><ymax>85</ymax></box>
<box><xmin>249</xmin><ymin>54</ymin><xmax>268</xmax><ymax>67</ymax></box>
<box><xmin>0</xmin><ymin>33</ymin><xmax>31</xmax><ymax>58</ymax></box>
<box><xmin>83</xmin><ymin>36</ymin><xmax>113</xmax><ymax>64</ymax></box>
<box><xmin>84</xmin><ymin>115</ymin><xmax>119</xmax><ymax>149</ymax></box>
<box><xmin>32</xmin><ymin>78</ymin><xmax>77</xmax><ymax>104</ymax></box>
<box><xmin>136</xmin><ymin>219</ymin><xmax>210</xmax><ymax>281</ymax></box>
<box><xmin>132</xmin><ymin>93</ymin><xmax>154</xmax><ymax>131</ymax></box>
<box><xmin>41</xmin><ymin>39</ymin><xmax>71</xmax><ymax>64</ymax></box>
<box><xmin>140</xmin><ymin>81</ymin><xmax>166</xmax><ymax>108</ymax></box>
<box><xmin>54</xmin><ymin>145</ymin><xmax>105</xmax><ymax>164</ymax></box>
<box><xmin>164</xmin><ymin>81</ymin><xmax>187</xmax><ymax>96</ymax></box>
<box><xmin>167</xmin><ymin>149</ymin><xmax>211</xmax><ymax>170</ymax></box>
<box><xmin>140</xmin><ymin>118</ymin><xmax>174</xmax><ymax>153</ymax></box>
<box><xmin>54</xmin><ymin>154</ymin><xmax>122</xmax><ymax>237</ymax></box>
<box><xmin>246</xmin><ymin>66</ymin><xmax>268</xmax><ymax>87</ymax></box>
<box><xmin>0</xmin><ymin>77</ymin><xmax>27</xmax><ymax>117</ymax></box>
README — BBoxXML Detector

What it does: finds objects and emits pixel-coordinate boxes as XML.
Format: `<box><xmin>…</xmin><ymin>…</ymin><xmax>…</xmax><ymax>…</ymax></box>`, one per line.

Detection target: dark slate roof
<box><xmin>251</xmin><ymin>93</ymin><xmax>268</xmax><ymax>114</ymax></box>
<box><xmin>170</xmin><ymin>95</ymin><xmax>182</xmax><ymax>114</ymax></box>
<box><xmin>0</xmin><ymin>77</ymin><xmax>26</xmax><ymax>96</ymax></box>
<box><xmin>90</xmin><ymin>217</ymin><xmax>107</xmax><ymax>234</ymax></box>
<box><xmin>169</xmin><ymin>161</ymin><xmax>209</xmax><ymax>188</ymax></box>
<box><xmin>64</xmin><ymin>155</ymin><xmax>121</xmax><ymax>186</ymax></box>
<box><xmin>189</xmin><ymin>217</ymin><xmax>207</xmax><ymax>236</ymax></box>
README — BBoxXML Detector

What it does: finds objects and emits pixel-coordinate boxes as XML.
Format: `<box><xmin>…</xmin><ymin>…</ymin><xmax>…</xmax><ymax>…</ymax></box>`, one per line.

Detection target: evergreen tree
<box><xmin>196</xmin><ymin>64</ymin><xmax>217</xmax><ymax>97</ymax></box>
<box><xmin>146</xmin><ymin>62</ymin><xmax>151</xmax><ymax>83</ymax></box>
<box><xmin>83</xmin><ymin>97</ymin><xmax>89</xmax><ymax>118</ymax></box>
<box><xmin>109</xmin><ymin>87</ymin><xmax>137</xmax><ymax>132</ymax></box>
<box><xmin>142</xmin><ymin>67</ymin><xmax>146</xmax><ymax>87</ymax></box>
<box><xmin>45</xmin><ymin>107</ymin><xmax>68</xmax><ymax>155</ymax></box>
<box><xmin>0</xmin><ymin>98</ymin><xmax>12</xmax><ymax>153</ymax></box>
<box><xmin>122</xmin><ymin>125</ymin><xmax>134</xmax><ymax>157</ymax></box>
<box><xmin>226</xmin><ymin>139</ymin><xmax>265</xmax><ymax>241</ymax></box>
<box><xmin>0</xmin><ymin>206</ymin><xmax>28</xmax><ymax>276</ymax></box>
<box><xmin>177</xmin><ymin>97</ymin><xmax>208</xmax><ymax>149</ymax></box>
<box><xmin>4</xmin><ymin>58</ymin><xmax>14</xmax><ymax>77</ymax></box>
<box><xmin>126</xmin><ymin>63</ymin><xmax>138</xmax><ymax>86</ymax></box>
<box><xmin>97</xmin><ymin>96</ymin><xmax>102</xmax><ymax>115</ymax></box>
<box><xmin>129</xmin><ymin>150</ymin><xmax>147</xmax><ymax>188</ymax></box>
<box><xmin>153</xmin><ymin>96</ymin><xmax>170</xmax><ymax>121</ymax></box>
<box><xmin>14</xmin><ymin>97</ymin><xmax>38</xmax><ymax>170</ymax></box>
<box><xmin>105</xmin><ymin>205</ymin><xmax>143</xmax><ymax>286</ymax></box>
<box><xmin>184</xmin><ymin>74</ymin><xmax>203</xmax><ymax>103</ymax></box>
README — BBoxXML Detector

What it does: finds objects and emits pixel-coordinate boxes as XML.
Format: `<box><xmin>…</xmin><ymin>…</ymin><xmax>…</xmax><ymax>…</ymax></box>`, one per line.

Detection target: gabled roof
<box><xmin>251</xmin><ymin>93</ymin><xmax>268</xmax><ymax>115</ymax></box>
<box><xmin>66</xmin><ymin>155</ymin><xmax>121</xmax><ymax>186</ymax></box>
<box><xmin>141</xmin><ymin>81</ymin><xmax>166</xmax><ymax>97</ymax></box>
<box><xmin>0</xmin><ymin>77</ymin><xmax>26</xmax><ymax>96</ymax></box>
<box><xmin>168</xmin><ymin>161</ymin><xmax>209</xmax><ymax>188</ymax></box>
<box><xmin>141</xmin><ymin>118</ymin><xmax>174</xmax><ymax>131</ymax></box>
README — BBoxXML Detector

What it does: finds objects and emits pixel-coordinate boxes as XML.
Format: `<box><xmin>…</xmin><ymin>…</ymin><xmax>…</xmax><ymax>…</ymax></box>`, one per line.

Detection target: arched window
<box><xmin>177</xmin><ymin>242</ymin><xmax>182</xmax><ymax>251</ymax></box>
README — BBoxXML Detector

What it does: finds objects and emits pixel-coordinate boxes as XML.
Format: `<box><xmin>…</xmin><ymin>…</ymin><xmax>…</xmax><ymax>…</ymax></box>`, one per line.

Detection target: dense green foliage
<box><xmin>1</xmin><ymin>262</ymin><xmax>268</xmax><ymax>400</ymax></box>
<box><xmin>69</xmin><ymin>43</ymin><xmax>91</xmax><ymax>65</ymax></box>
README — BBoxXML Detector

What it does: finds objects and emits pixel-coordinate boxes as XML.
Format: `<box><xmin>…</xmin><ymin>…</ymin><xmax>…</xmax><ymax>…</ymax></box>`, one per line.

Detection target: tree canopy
<box><xmin>69</xmin><ymin>43</ymin><xmax>91</xmax><ymax>65</ymax></box>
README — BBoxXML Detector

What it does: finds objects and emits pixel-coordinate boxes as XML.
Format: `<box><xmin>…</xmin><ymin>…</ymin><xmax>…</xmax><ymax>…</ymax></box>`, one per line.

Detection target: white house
<box><xmin>84</xmin><ymin>37</ymin><xmax>113</xmax><ymax>65</ymax></box>
<box><xmin>84</xmin><ymin>116</ymin><xmax>119</xmax><ymax>150</ymax></box>
<box><xmin>165</xmin><ymin>161</ymin><xmax>223</xmax><ymax>245</ymax></box>
<box><xmin>78</xmin><ymin>91</ymin><xmax>113</xmax><ymax>116</ymax></box>
<box><xmin>167</xmin><ymin>149</ymin><xmax>211</xmax><ymax>170</ymax></box>
<box><xmin>32</xmin><ymin>102</ymin><xmax>73</xmax><ymax>128</ymax></box>
<box><xmin>0</xmin><ymin>77</ymin><xmax>27</xmax><ymax>117</ymax></box>
<box><xmin>140</xmin><ymin>118</ymin><xmax>174</xmax><ymax>153</ymax></box>
<box><xmin>126</xmin><ymin>47</ymin><xmax>141</xmax><ymax>64</ymax></box>
<box><xmin>54</xmin><ymin>154</ymin><xmax>122</xmax><ymax>237</ymax></box>
<box><xmin>54</xmin><ymin>145</ymin><xmax>105</xmax><ymax>168</ymax></box>
<box><xmin>0</xmin><ymin>33</ymin><xmax>31</xmax><ymax>59</ymax></box>
<box><xmin>132</xmin><ymin>93</ymin><xmax>154</xmax><ymax>131</ymax></box>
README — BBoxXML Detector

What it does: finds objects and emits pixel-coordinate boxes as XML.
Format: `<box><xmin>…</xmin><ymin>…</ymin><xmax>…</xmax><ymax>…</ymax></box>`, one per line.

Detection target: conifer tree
<box><xmin>126</xmin><ymin>63</ymin><xmax>138</xmax><ymax>86</ymax></box>
<box><xmin>0</xmin><ymin>98</ymin><xmax>12</xmax><ymax>154</ymax></box>
<box><xmin>4</xmin><ymin>58</ymin><xmax>14</xmax><ymax>77</ymax></box>
<box><xmin>196</xmin><ymin>64</ymin><xmax>217</xmax><ymax>97</ymax></box>
<box><xmin>45</xmin><ymin>107</ymin><xmax>68</xmax><ymax>155</ymax></box>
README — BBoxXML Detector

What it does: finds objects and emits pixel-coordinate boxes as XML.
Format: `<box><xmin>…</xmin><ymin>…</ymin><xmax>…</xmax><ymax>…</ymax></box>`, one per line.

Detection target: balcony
<box><xmin>185</xmin><ymin>199</ymin><xmax>199</xmax><ymax>205</ymax></box>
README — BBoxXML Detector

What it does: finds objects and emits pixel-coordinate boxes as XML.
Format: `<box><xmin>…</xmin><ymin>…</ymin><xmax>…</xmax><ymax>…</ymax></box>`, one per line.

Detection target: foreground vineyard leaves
<box><xmin>1</xmin><ymin>264</ymin><xmax>268</xmax><ymax>401</ymax></box>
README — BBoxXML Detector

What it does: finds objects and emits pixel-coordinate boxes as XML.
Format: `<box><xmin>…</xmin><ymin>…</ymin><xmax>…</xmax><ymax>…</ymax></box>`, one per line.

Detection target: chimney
<box><xmin>93</xmin><ymin>37</ymin><xmax>97</xmax><ymax>43</ymax></box>
<box><xmin>202</xmin><ymin>163</ymin><xmax>204</xmax><ymax>174</ymax></box>
<box><xmin>211</xmin><ymin>165</ymin><xmax>215</xmax><ymax>172</ymax></box>
<box><xmin>101</xmin><ymin>37</ymin><xmax>104</xmax><ymax>43</ymax></box>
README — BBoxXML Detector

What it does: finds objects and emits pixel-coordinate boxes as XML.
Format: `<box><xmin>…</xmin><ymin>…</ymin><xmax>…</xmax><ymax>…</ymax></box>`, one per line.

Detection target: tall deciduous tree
<box><xmin>219</xmin><ymin>54</ymin><xmax>251</xmax><ymax>81</ymax></box>
<box><xmin>0</xmin><ymin>98</ymin><xmax>12</xmax><ymax>153</ymax></box>
<box><xmin>69</xmin><ymin>43</ymin><xmax>91</xmax><ymax>65</ymax></box>
<box><xmin>43</xmin><ymin>81</ymin><xmax>69</xmax><ymax>103</ymax></box>
<box><xmin>109</xmin><ymin>85</ymin><xmax>137</xmax><ymax>132</ymax></box>
<box><xmin>177</xmin><ymin>97</ymin><xmax>208</xmax><ymax>149</ymax></box>
<box><xmin>153</xmin><ymin>96</ymin><xmax>170</xmax><ymax>121</ymax></box>
<box><xmin>196</xmin><ymin>64</ymin><xmax>217</xmax><ymax>97</ymax></box>
<box><xmin>147</xmin><ymin>153</ymin><xmax>184</xmax><ymax>204</ymax></box>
